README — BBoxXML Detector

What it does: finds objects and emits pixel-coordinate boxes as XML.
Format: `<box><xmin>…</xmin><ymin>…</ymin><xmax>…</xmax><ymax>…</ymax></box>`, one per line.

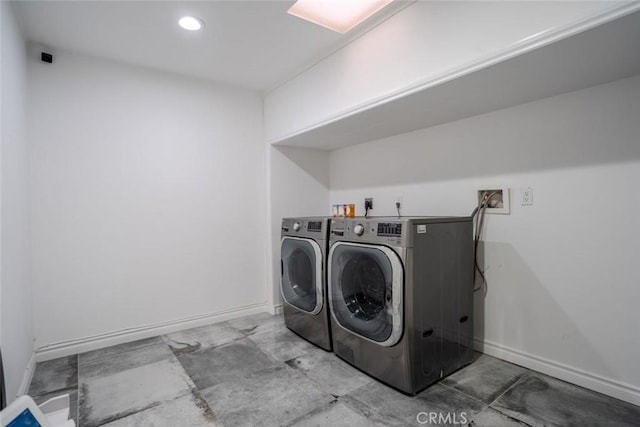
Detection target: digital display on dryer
<box><xmin>377</xmin><ymin>223</ymin><xmax>402</xmax><ymax>236</ymax></box>
<box><xmin>307</xmin><ymin>221</ymin><xmax>322</xmax><ymax>232</ymax></box>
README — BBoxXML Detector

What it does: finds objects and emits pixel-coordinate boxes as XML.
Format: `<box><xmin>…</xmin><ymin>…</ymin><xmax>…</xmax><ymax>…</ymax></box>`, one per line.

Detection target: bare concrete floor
<box><xmin>28</xmin><ymin>312</ymin><xmax>640</xmax><ymax>426</ymax></box>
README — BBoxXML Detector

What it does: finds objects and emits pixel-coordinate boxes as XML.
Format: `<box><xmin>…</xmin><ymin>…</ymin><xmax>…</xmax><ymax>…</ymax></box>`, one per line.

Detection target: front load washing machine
<box><xmin>281</xmin><ymin>217</ymin><xmax>331</xmax><ymax>351</ymax></box>
<box><xmin>328</xmin><ymin>217</ymin><xmax>474</xmax><ymax>394</ymax></box>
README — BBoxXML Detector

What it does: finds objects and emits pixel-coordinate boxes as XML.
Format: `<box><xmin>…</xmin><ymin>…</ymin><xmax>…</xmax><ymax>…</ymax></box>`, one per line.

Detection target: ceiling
<box><xmin>11</xmin><ymin>1</ymin><xmax>408</xmax><ymax>92</ymax></box>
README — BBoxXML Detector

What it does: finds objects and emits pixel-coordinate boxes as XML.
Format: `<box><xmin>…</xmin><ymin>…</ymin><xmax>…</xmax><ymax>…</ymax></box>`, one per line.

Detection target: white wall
<box><xmin>27</xmin><ymin>49</ymin><xmax>268</xmax><ymax>356</ymax></box>
<box><xmin>1</xmin><ymin>1</ymin><xmax>34</xmax><ymax>401</ymax></box>
<box><xmin>266</xmin><ymin>146</ymin><xmax>330</xmax><ymax>309</ymax></box>
<box><xmin>265</xmin><ymin>1</ymin><xmax>622</xmax><ymax>142</ymax></box>
<box><xmin>330</xmin><ymin>75</ymin><xmax>640</xmax><ymax>405</ymax></box>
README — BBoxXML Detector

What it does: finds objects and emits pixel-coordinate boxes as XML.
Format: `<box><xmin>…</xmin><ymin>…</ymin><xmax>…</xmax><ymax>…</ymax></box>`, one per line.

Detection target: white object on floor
<box><xmin>38</xmin><ymin>394</ymin><xmax>74</xmax><ymax>427</ymax></box>
<box><xmin>0</xmin><ymin>394</ymin><xmax>75</xmax><ymax>427</ymax></box>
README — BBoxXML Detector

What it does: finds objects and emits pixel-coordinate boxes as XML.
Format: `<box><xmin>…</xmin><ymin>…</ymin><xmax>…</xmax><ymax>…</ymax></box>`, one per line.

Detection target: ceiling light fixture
<box><xmin>287</xmin><ymin>0</ymin><xmax>394</xmax><ymax>34</ymax></box>
<box><xmin>178</xmin><ymin>16</ymin><xmax>204</xmax><ymax>31</ymax></box>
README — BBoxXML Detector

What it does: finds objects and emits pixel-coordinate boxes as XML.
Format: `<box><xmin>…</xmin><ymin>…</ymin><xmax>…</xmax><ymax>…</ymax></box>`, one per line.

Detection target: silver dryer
<box><xmin>328</xmin><ymin>216</ymin><xmax>474</xmax><ymax>394</ymax></box>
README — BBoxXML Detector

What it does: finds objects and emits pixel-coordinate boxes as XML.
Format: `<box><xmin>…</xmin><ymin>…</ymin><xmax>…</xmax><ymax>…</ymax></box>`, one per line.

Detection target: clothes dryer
<box><xmin>328</xmin><ymin>217</ymin><xmax>473</xmax><ymax>394</ymax></box>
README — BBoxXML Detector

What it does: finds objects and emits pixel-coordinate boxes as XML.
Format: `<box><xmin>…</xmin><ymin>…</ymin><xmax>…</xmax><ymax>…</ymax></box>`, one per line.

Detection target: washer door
<box><xmin>329</xmin><ymin>242</ymin><xmax>403</xmax><ymax>347</ymax></box>
<box><xmin>281</xmin><ymin>237</ymin><xmax>323</xmax><ymax>315</ymax></box>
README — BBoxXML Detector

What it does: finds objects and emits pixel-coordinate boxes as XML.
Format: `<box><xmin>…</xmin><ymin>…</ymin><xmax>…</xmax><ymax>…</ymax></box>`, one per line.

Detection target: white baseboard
<box><xmin>34</xmin><ymin>306</ymin><xmax>637</xmax><ymax>406</ymax></box>
<box><xmin>17</xmin><ymin>353</ymin><xmax>36</xmax><ymax>397</ymax></box>
<box><xmin>475</xmin><ymin>337</ymin><xmax>640</xmax><ymax>406</ymax></box>
<box><xmin>35</xmin><ymin>303</ymin><xmax>271</xmax><ymax>362</ymax></box>
<box><xmin>269</xmin><ymin>304</ymin><xmax>283</xmax><ymax>315</ymax></box>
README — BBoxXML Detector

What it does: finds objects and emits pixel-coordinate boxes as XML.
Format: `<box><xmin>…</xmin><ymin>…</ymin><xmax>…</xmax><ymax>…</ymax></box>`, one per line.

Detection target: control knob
<box><xmin>354</xmin><ymin>224</ymin><xmax>365</xmax><ymax>236</ymax></box>
<box><xmin>293</xmin><ymin>222</ymin><xmax>301</xmax><ymax>231</ymax></box>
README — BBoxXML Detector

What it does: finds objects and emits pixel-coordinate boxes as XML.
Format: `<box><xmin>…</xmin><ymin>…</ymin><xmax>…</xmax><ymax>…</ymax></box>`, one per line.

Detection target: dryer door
<box><xmin>281</xmin><ymin>237</ymin><xmax>323</xmax><ymax>315</ymax></box>
<box><xmin>329</xmin><ymin>242</ymin><xmax>403</xmax><ymax>347</ymax></box>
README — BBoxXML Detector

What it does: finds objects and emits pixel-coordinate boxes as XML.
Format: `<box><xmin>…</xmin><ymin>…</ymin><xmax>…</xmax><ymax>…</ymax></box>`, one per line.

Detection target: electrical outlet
<box><xmin>395</xmin><ymin>195</ymin><xmax>403</xmax><ymax>211</ymax></box>
<box><xmin>364</xmin><ymin>198</ymin><xmax>373</xmax><ymax>211</ymax></box>
<box><xmin>521</xmin><ymin>187</ymin><xmax>533</xmax><ymax>206</ymax></box>
<box><xmin>477</xmin><ymin>187</ymin><xmax>510</xmax><ymax>214</ymax></box>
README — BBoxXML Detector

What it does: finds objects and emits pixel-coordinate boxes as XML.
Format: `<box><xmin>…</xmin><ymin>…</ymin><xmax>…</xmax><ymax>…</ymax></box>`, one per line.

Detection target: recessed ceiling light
<box><xmin>178</xmin><ymin>16</ymin><xmax>204</xmax><ymax>31</ymax></box>
<box><xmin>287</xmin><ymin>0</ymin><xmax>393</xmax><ymax>34</ymax></box>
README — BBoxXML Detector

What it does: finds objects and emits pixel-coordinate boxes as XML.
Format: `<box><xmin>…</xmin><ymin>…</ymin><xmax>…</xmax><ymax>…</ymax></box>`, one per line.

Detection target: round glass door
<box><xmin>281</xmin><ymin>237</ymin><xmax>323</xmax><ymax>314</ymax></box>
<box><xmin>329</xmin><ymin>242</ymin><xmax>403</xmax><ymax>346</ymax></box>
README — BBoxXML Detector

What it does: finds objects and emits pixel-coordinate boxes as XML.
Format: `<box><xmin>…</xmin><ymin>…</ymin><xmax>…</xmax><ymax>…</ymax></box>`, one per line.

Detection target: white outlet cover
<box><xmin>521</xmin><ymin>187</ymin><xmax>533</xmax><ymax>206</ymax></box>
<box><xmin>477</xmin><ymin>187</ymin><xmax>510</xmax><ymax>215</ymax></box>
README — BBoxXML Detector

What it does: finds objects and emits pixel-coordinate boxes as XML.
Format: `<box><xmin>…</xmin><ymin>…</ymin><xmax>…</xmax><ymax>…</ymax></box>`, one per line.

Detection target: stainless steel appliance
<box><xmin>328</xmin><ymin>216</ymin><xmax>474</xmax><ymax>394</ymax></box>
<box><xmin>281</xmin><ymin>217</ymin><xmax>331</xmax><ymax>350</ymax></box>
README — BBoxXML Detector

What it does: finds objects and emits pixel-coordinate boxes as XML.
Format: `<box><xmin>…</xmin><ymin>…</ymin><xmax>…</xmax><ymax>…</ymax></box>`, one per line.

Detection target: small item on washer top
<box><xmin>333</xmin><ymin>204</ymin><xmax>355</xmax><ymax>217</ymax></box>
<box><xmin>345</xmin><ymin>204</ymin><xmax>355</xmax><ymax>218</ymax></box>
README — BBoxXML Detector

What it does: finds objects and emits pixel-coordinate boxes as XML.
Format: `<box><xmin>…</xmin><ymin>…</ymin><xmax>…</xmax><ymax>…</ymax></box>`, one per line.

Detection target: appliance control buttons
<box><xmin>354</xmin><ymin>224</ymin><xmax>365</xmax><ymax>236</ymax></box>
<box><xmin>293</xmin><ymin>222</ymin><xmax>301</xmax><ymax>231</ymax></box>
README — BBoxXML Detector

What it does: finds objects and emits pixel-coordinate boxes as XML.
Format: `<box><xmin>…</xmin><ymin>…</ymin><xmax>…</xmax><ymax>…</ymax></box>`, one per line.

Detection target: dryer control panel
<box><xmin>282</xmin><ymin>217</ymin><xmax>329</xmax><ymax>240</ymax></box>
<box><xmin>307</xmin><ymin>220</ymin><xmax>323</xmax><ymax>232</ymax></box>
<box><xmin>377</xmin><ymin>223</ymin><xmax>402</xmax><ymax>237</ymax></box>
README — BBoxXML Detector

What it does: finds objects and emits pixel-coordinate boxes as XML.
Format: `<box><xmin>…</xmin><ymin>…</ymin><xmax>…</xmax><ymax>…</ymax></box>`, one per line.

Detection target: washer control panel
<box><xmin>331</xmin><ymin>218</ymin><xmax>405</xmax><ymax>245</ymax></box>
<box><xmin>307</xmin><ymin>221</ymin><xmax>323</xmax><ymax>232</ymax></box>
<box><xmin>282</xmin><ymin>218</ymin><xmax>327</xmax><ymax>238</ymax></box>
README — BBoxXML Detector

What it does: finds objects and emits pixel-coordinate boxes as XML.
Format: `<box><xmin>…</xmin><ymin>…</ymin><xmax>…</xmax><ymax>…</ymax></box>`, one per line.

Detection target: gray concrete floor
<box><xmin>28</xmin><ymin>312</ymin><xmax>640</xmax><ymax>426</ymax></box>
